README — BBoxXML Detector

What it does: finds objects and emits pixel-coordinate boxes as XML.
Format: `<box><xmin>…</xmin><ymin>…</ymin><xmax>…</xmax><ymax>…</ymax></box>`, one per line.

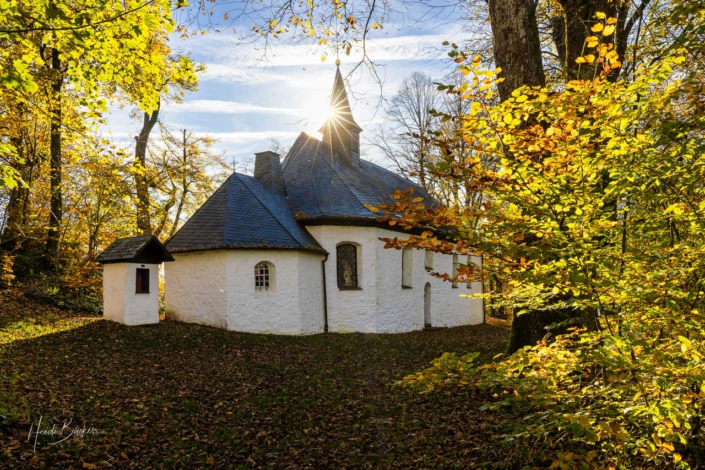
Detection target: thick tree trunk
<box><xmin>487</xmin><ymin>0</ymin><xmax>552</xmax><ymax>352</ymax></box>
<box><xmin>135</xmin><ymin>101</ymin><xmax>160</xmax><ymax>235</ymax></box>
<box><xmin>552</xmin><ymin>0</ymin><xmax>651</xmax><ymax>82</ymax></box>
<box><xmin>45</xmin><ymin>48</ymin><xmax>63</xmax><ymax>268</ymax></box>
<box><xmin>551</xmin><ymin>0</ymin><xmax>617</xmax><ymax>80</ymax></box>
<box><xmin>487</xmin><ymin>0</ymin><xmax>546</xmax><ymax>102</ymax></box>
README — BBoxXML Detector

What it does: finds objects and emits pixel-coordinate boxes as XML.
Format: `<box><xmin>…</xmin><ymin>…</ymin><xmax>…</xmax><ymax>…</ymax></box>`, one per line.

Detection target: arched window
<box><xmin>255</xmin><ymin>261</ymin><xmax>272</xmax><ymax>290</ymax></box>
<box><xmin>337</xmin><ymin>243</ymin><xmax>358</xmax><ymax>289</ymax></box>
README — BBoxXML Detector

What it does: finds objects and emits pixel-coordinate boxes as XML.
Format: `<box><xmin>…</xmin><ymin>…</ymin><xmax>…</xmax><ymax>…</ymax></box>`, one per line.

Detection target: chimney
<box><xmin>254</xmin><ymin>151</ymin><xmax>286</xmax><ymax>197</ymax></box>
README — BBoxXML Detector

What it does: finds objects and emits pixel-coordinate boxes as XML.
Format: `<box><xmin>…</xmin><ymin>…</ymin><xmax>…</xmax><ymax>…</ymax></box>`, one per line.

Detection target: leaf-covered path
<box><xmin>0</xmin><ymin>291</ymin><xmax>511</xmax><ymax>469</ymax></box>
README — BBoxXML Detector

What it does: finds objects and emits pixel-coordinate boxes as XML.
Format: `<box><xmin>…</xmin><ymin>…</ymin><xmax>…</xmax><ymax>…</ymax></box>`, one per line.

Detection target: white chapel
<box><xmin>160</xmin><ymin>68</ymin><xmax>484</xmax><ymax>334</ymax></box>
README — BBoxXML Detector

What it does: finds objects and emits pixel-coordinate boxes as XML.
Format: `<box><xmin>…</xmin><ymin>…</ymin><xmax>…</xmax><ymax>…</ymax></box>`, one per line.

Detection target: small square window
<box><xmin>136</xmin><ymin>268</ymin><xmax>150</xmax><ymax>294</ymax></box>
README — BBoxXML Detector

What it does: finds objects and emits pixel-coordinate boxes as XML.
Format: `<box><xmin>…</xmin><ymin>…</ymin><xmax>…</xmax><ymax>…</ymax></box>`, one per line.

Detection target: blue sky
<box><xmin>105</xmin><ymin>18</ymin><xmax>467</xmax><ymax>172</ymax></box>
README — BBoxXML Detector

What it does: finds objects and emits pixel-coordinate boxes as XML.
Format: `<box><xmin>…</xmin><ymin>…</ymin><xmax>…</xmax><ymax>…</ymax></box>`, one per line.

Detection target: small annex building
<box><xmin>163</xmin><ymin>67</ymin><xmax>484</xmax><ymax>334</ymax></box>
<box><xmin>96</xmin><ymin>235</ymin><xmax>174</xmax><ymax>325</ymax></box>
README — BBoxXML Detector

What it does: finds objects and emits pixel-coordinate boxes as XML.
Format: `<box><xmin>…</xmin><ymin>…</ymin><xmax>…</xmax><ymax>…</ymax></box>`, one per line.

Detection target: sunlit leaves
<box><xmin>391</xmin><ymin>5</ymin><xmax>705</xmax><ymax>466</ymax></box>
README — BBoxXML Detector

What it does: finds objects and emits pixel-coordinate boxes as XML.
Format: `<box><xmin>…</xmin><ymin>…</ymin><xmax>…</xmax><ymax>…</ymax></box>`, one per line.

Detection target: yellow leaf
<box><xmin>595</xmin><ymin>12</ymin><xmax>606</xmax><ymax>19</ymax></box>
<box><xmin>607</xmin><ymin>17</ymin><xmax>618</xmax><ymax>25</ymax></box>
<box><xmin>591</xmin><ymin>23</ymin><xmax>604</xmax><ymax>32</ymax></box>
<box><xmin>603</xmin><ymin>24</ymin><xmax>615</xmax><ymax>36</ymax></box>
<box><xmin>661</xmin><ymin>441</ymin><xmax>675</xmax><ymax>453</ymax></box>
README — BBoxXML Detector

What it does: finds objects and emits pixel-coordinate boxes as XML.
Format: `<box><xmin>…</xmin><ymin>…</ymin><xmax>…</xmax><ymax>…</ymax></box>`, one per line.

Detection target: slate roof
<box><xmin>282</xmin><ymin>133</ymin><xmax>438</xmax><ymax>221</ymax></box>
<box><xmin>166</xmin><ymin>173</ymin><xmax>325</xmax><ymax>254</ymax></box>
<box><xmin>167</xmin><ymin>69</ymin><xmax>440</xmax><ymax>254</ymax></box>
<box><xmin>96</xmin><ymin>235</ymin><xmax>174</xmax><ymax>264</ymax></box>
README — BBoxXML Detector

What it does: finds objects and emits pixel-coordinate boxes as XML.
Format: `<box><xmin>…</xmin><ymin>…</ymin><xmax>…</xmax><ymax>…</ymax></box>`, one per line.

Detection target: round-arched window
<box><xmin>255</xmin><ymin>261</ymin><xmax>271</xmax><ymax>290</ymax></box>
<box><xmin>336</xmin><ymin>243</ymin><xmax>358</xmax><ymax>288</ymax></box>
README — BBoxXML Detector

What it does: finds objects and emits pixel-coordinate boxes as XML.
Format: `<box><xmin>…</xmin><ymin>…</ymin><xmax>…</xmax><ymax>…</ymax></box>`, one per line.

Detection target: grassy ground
<box><xmin>0</xmin><ymin>289</ymin><xmax>513</xmax><ymax>469</ymax></box>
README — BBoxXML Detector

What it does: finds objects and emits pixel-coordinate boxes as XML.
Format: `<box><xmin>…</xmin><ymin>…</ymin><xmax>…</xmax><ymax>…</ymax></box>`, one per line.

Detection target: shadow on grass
<box><xmin>0</xmin><ymin>302</ymin><xmax>513</xmax><ymax>469</ymax></box>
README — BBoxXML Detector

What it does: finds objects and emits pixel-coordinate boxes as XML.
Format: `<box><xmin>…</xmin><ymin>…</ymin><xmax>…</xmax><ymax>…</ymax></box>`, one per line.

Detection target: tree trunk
<box><xmin>551</xmin><ymin>0</ymin><xmax>651</xmax><ymax>82</ymax></box>
<box><xmin>45</xmin><ymin>48</ymin><xmax>63</xmax><ymax>268</ymax></box>
<box><xmin>2</xmin><ymin>136</ymin><xmax>28</xmax><ymax>250</ymax></box>
<box><xmin>551</xmin><ymin>0</ymin><xmax>618</xmax><ymax>80</ymax></box>
<box><xmin>487</xmin><ymin>0</ymin><xmax>546</xmax><ymax>102</ymax></box>
<box><xmin>487</xmin><ymin>0</ymin><xmax>551</xmax><ymax>352</ymax></box>
<box><xmin>135</xmin><ymin>101</ymin><xmax>160</xmax><ymax>235</ymax></box>
<box><xmin>168</xmin><ymin>129</ymin><xmax>191</xmax><ymax>239</ymax></box>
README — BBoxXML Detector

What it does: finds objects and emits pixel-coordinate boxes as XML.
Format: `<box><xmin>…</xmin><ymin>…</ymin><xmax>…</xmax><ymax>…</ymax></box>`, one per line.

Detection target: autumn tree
<box><xmin>394</xmin><ymin>2</ymin><xmax>705</xmax><ymax>466</ymax></box>
<box><xmin>370</xmin><ymin>72</ymin><xmax>441</xmax><ymax>191</ymax></box>
<box><xmin>0</xmin><ymin>0</ymin><xmax>180</xmax><ymax>266</ymax></box>
<box><xmin>149</xmin><ymin>124</ymin><xmax>229</xmax><ymax>240</ymax></box>
<box><xmin>131</xmin><ymin>53</ymin><xmax>200</xmax><ymax>235</ymax></box>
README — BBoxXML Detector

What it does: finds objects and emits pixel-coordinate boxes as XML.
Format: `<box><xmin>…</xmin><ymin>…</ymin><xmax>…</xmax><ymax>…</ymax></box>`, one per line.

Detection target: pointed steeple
<box><xmin>321</xmin><ymin>65</ymin><xmax>362</xmax><ymax>166</ymax></box>
<box><xmin>329</xmin><ymin>66</ymin><xmax>361</xmax><ymax>131</ymax></box>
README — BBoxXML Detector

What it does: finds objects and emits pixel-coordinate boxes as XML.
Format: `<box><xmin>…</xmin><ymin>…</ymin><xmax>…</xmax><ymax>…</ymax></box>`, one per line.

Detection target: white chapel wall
<box><xmin>164</xmin><ymin>251</ymin><xmax>228</xmax><ymax>328</ymax></box>
<box><xmin>103</xmin><ymin>263</ymin><xmax>127</xmax><ymax>323</ymax></box>
<box><xmin>104</xmin><ymin>262</ymin><xmax>160</xmax><ymax>326</ymax></box>
<box><xmin>307</xmin><ymin>225</ymin><xmax>484</xmax><ymax>333</ymax></box>
<box><xmin>307</xmin><ymin>225</ymin><xmax>380</xmax><ymax>333</ymax></box>
<box><xmin>165</xmin><ymin>249</ymin><xmax>325</xmax><ymax>334</ymax></box>
<box><xmin>225</xmin><ymin>250</ymin><xmax>325</xmax><ymax>334</ymax></box>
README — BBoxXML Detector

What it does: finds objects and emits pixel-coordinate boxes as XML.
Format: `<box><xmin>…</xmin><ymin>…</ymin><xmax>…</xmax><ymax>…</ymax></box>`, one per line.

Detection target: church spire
<box><xmin>329</xmin><ymin>66</ymin><xmax>361</xmax><ymax>131</ymax></box>
<box><xmin>321</xmin><ymin>65</ymin><xmax>362</xmax><ymax>166</ymax></box>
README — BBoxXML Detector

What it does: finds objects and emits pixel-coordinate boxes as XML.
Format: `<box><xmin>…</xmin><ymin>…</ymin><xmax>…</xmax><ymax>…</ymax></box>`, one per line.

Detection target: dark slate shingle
<box><xmin>167</xmin><ymin>132</ymin><xmax>440</xmax><ymax>254</ymax></box>
<box><xmin>95</xmin><ymin>235</ymin><xmax>174</xmax><ymax>264</ymax></box>
<box><xmin>166</xmin><ymin>172</ymin><xmax>325</xmax><ymax>254</ymax></box>
<box><xmin>282</xmin><ymin>133</ymin><xmax>439</xmax><ymax>221</ymax></box>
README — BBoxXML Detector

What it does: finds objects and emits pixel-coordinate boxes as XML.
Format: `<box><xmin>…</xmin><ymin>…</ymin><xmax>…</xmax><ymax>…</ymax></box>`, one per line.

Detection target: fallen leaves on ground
<box><xmin>0</xmin><ymin>289</ymin><xmax>513</xmax><ymax>468</ymax></box>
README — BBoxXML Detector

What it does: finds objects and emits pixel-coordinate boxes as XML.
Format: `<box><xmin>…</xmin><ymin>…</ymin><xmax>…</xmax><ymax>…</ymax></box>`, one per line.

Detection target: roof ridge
<box><xmin>234</xmin><ymin>174</ymin><xmax>309</xmax><ymax>248</ymax></box>
<box><xmin>281</xmin><ymin>132</ymin><xmax>308</xmax><ymax>170</ymax></box>
<box><xmin>313</xmin><ymin>142</ymin><xmax>372</xmax><ymax>215</ymax></box>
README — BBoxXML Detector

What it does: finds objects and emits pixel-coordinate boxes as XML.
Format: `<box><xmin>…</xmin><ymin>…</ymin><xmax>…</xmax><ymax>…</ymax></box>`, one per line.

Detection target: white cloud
<box><xmin>169</xmin><ymin>99</ymin><xmax>306</xmax><ymax>116</ymax></box>
<box><xmin>187</xmin><ymin>31</ymin><xmax>454</xmax><ymax>68</ymax></box>
<box><xmin>203</xmin><ymin>131</ymin><xmax>302</xmax><ymax>145</ymax></box>
<box><xmin>200</xmin><ymin>63</ymin><xmax>295</xmax><ymax>85</ymax></box>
